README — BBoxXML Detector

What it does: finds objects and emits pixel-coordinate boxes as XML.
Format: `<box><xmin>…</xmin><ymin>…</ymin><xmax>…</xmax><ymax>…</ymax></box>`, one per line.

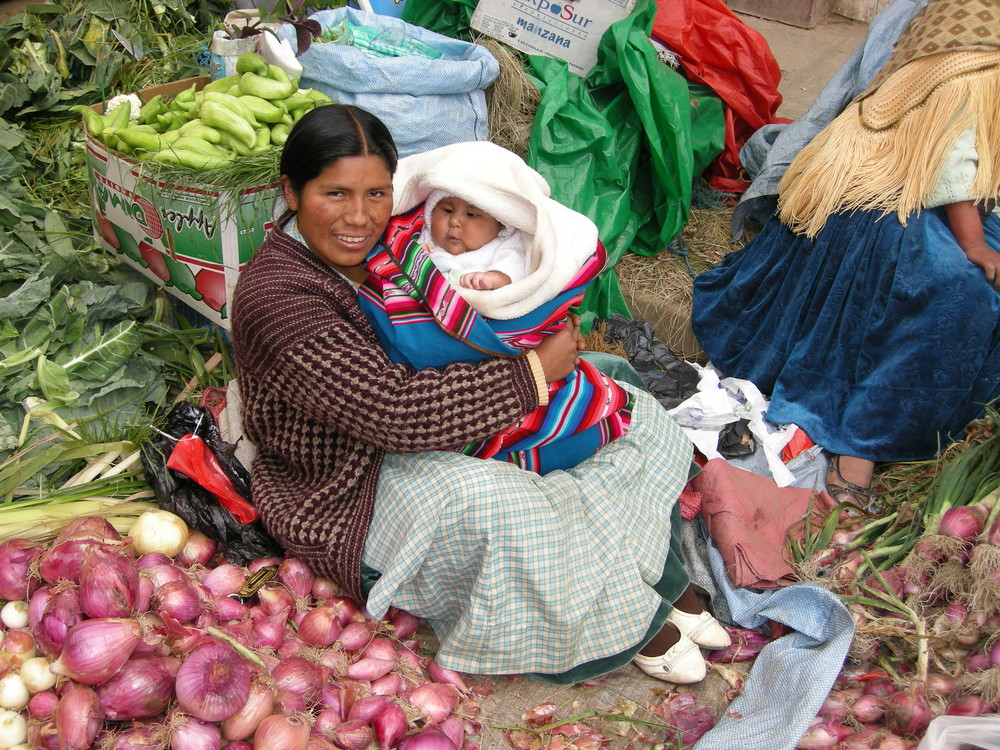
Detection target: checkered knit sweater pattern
<box><xmin>231</xmin><ymin>228</ymin><xmax>541</xmax><ymax>600</ymax></box>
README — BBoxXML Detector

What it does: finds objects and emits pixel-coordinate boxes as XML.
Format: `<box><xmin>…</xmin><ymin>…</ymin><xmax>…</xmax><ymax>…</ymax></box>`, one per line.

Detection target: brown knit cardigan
<box><xmin>230</xmin><ymin>228</ymin><xmax>542</xmax><ymax>600</ymax></box>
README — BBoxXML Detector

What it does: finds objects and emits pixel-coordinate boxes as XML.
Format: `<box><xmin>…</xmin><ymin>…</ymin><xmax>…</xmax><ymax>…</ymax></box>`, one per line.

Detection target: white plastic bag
<box><xmin>916</xmin><ymin>716</ymin><xmax>1000</xmax><ymax>750</ymax></box>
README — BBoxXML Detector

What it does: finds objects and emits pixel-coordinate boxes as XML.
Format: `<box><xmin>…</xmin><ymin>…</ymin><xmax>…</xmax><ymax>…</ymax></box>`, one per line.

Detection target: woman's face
<box><xmin>282</xmin><ymin>155</ymin><xmax>393</xmax><ymax>279</ymax></box>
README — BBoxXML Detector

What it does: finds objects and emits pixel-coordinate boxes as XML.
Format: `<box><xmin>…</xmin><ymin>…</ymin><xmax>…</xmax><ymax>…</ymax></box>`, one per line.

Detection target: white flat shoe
<box><xmin>667</xmin><ymin>608</ymin><xmax>732</xmax><ymax>650</ymax></box>
<box><xmin>632</xmin><ymin>632</ymin><xmax>707</xmax><ymax>684</ymax></box>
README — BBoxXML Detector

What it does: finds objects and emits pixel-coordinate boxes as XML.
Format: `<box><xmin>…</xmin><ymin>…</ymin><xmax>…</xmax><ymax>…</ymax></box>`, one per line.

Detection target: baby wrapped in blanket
<box><xmin>358</xmin><ymin>141</ymin><xmax>633</xmax><ymax>474</ymax></box>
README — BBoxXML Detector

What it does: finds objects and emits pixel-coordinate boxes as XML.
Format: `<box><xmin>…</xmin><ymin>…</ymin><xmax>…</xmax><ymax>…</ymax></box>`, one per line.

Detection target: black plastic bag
<box><xmin>140</xmin><ymin>402</ymin><xmax>282</xmax><ymax>565</ymax></box>
<box><xmin>595</xmin><ymin>313</ymin><xmax>702</xmax><ymax>410</ymax></box>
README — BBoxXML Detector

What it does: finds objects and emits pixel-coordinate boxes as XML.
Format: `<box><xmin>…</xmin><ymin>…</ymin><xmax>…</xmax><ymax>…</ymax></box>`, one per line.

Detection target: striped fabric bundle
<box><xmin>359</xmin><ymin>205</ymin><xmax>633</xmax><ymax>474</ymax></box>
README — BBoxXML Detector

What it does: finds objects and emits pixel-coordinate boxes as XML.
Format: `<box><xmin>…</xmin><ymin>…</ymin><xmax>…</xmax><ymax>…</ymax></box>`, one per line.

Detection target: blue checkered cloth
<box><xmin>362</xmin><ymin>388</ymin><xmax>694</xmax><ymax>676</ymax></box>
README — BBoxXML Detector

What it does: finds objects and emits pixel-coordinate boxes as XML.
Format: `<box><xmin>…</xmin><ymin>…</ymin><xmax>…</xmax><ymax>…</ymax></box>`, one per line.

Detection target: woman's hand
<box><xmin>945</xmin><ymin>201</ymin><xmax>1000</xmax><ymax>290</ymax></box>
<box><xmin>535</xmin><ymin>315</ymin><xmax>583</xmax><ymax>382</ymax></box>
<box><xmin>966</xmin><ymin>244</ymin><xmax>1000</xmax><ymax>290</ymax></box>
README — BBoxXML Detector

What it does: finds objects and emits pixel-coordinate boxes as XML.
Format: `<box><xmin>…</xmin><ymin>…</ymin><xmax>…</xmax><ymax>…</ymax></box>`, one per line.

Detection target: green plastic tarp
<box><xmin>402</xmin><ymin>0</ymin><xmax>726</xmax><ymax>329</ymax></box>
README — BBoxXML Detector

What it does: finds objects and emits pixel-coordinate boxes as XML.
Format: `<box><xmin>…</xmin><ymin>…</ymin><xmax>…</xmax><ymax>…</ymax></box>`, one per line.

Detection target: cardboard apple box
<box><xmin>84</xmin><ymin>76</ymin><xmax>281</xmax><ymax>330</ymax></box>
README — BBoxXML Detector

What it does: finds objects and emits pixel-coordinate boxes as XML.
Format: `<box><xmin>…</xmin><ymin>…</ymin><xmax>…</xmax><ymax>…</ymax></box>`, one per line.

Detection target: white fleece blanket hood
<box><xmin>392</xmin><ymin>141</ymin><xmax>600</xmax><ymax>320</ymax></box>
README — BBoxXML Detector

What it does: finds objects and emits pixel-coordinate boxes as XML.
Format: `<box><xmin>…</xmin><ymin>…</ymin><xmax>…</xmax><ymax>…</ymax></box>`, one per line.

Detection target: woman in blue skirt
<box><xmin>692</xmin><ymin>0</ymin><xmax>1000</xmax><ymax>504</ymax></box>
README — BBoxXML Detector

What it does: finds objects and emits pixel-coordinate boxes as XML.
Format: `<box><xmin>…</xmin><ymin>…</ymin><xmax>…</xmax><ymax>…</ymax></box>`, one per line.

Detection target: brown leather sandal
<box><xmin>826</xmin><ymin>455</ymin><xmax>874</xmax><ymax>507</ymax></box>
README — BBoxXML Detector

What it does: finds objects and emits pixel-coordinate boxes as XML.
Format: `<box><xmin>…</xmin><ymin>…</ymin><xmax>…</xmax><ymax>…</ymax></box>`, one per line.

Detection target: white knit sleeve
<box><xmin>926</xmin><ymin>128</ymin><xmax>979</xmax><ymax>208</ymax></box>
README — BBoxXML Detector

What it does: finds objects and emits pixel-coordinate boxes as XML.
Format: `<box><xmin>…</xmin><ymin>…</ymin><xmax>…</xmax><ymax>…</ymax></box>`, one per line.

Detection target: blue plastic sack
<box><xmin>278</xmin><ymin>7</ymin><xmax>499</xmax><ymax>157</ymax></box>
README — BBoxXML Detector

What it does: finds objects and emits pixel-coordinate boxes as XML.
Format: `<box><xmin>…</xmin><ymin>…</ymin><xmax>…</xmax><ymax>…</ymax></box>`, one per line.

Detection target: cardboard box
<box><xmin>84</xmin><ymin>77</ymin><xmax>281</xmax><ymax>331</ymax></box>
<box><xmin>727</xmin><ymin>0</ymin><xmax>832</xmax><ymax>29</ymax></box>
<box><xmin>471</xmin><ymin>0</ymin><xmax>637</xmax><ymax>78</ymax></box>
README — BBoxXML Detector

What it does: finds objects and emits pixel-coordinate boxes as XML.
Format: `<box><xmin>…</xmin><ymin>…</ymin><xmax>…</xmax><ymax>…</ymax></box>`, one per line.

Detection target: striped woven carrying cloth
<box><xmin>359</xmin><ymin>205</ymin><xmax>633</xmax><ymax>474</ymax></box>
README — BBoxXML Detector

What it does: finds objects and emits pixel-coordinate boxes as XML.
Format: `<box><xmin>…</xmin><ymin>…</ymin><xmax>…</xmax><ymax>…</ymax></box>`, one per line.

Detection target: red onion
<box><xmin>57</xmin><ymin>516</ymin><xmax>121</xmax><ymax>543</ymax></box>
<box><xmin>427</xmin><ymin>660</ymin><xmax>469</xmax><ymax>693</ymax></box>
<box><xmin>326</xmin><ymin>597</ymin><xmax>364</xmax><ymax>627</ymax></box>
<box><xmin>705</xmin><ymin>627</ymin><xmax>770</xmax><ymax>663</ymax></box>
<box><xmin>136</xmin><ymin>551</ymin><xmax>175</xmax><ymax>568</ymax></box>
<box><xmin>247</xmin><ymin>556</ymin><xmax>283</xmax><ymax>573</ymax></box>
<box><xmin>439</xmin><ymin>715</ymin><xmax>466</xmax><ymax>750</ymax></box>
<box><xmin>278</xmin><ymin>558</ymin><xmax>315</xmax><ymax>599</ymax></box>
<box><xmin>308</xmin><ymin>735</ymin><xmax>339</xmax><ymax>750</ymax></box>
<box><xmin>136</xmin><ymin>575</ymin><xmax>154</xmax><ymax>613</ymax></box>
<box><xmin>374</xmin><ymin>701</ymin><xmax>409</xmax><ymax>749</ymax></box>
<box><xmin>884</xmin><ymin>682</ymin><xmax>931</xmax><ymax>737</ymax></box>
<box><xmin>332</xmin><ymin>719</ymin><xmax>375</xmax><ymax>750</ymax></box>
<box><xmin>251</xmin><ymin>610</ymin><xmax>288</xmax><ymax>650</ymax></box>
<box><xmin>277</xmin><ymin>688</ymin><xmax>310</xmax><ymax>715</ymax></box>
<box><xmin>0</xmin><ymin>539</ymin><xmax>42</xmax><ymax>600</ymax></box>
<box><xmin>861</xmin><ymin>676</ymin><xmax>897</xmax><ymax>698</ymax></box>
<box><xmin>55</xmin><ymin>685</ymin><xmax>103</xmax><ymax>750</ymax></box>
<box><xmin>967</xmin><ymin>651</ymin><xmax>992</xmax><ymax>671</ymax></box>
<box><xmin>108</xmin><ymin>725</ymin><xmax>163</xmax><ymax>749</ymax></box>
<box><xmin>348</xmin><ymin>694</ymin><xmax>389</xmax><ymax>723</ymax></box>
<box><xmin>51</xmin><ymin>617</ymin><xmax>141</xmax><ymax>684</ymax></box>
<box><xmin>311</xmin><ymin>576</ymin><xmax>338</xmax><ymax>600</ymax></box>
<box><xmin>28</xmin><ymin>689</ymin><xmax>59</xmax><ymax>720</ymax></box>
<box><xmin>851</xmin><ymin>694</ymin><xmax>884</xmax><ymax>724</ymax></box>
<box><xmin>939</xmin><ymin>505</ymin><xmax>987</xmax><ymax>543</ymax></box>
<box><xmin>273</xmin><ymin>656</ymin><xmax>325</xmax><ymax>704</ymax></box>
<box><xmin>1</xmin><ymin>628</ymin><xmax>36</xmax><ymax>667</ymax></box>
<box><xmin>362</xmin><ymin>637</ymin><xmax>398</xmax><ymax>662</ymax></box>
<box><xmin>390</xmin><ymin>609</ymin><xmax>420</xmax><ymax>640</ymax></box>
<box><xmin>346</xmin><ymin>656</ymin><xmax>396</xmax><ymax>681</ymax></box>
<box><xmin>171</xmin><ymin>712</ymin><xmax>223</xmax><ymax>750</ymax></box>
<box><xmin>257</xmin><ymin>584</ymin><xmax>295</xmax><ymax>616</ymax></box>
<box><xmin>97</xmin><ymin>653</ymin><xmax>180</xmax><ymax>719</ymax></box>
<box><xmin>178</xmin><ymin>531</ymin><xmax>219</xmax><ymax>567</ymax></box>
<box><xmin>371</xmin><ymin>672</ymin><xmax>404</xmax><ymax>696</ymax></box>
<box><xmin>397</xmin><ymin>726</ymin><xmax>458</xmax><ymax>750</ymax></box>
<box><xmin>278</xmin><ymin>635</ymin><xmax>308</xmax><ymax>660</ymax></box>
<box><xmin>254</xmin><ymin>712</ymin><xmax>311</xmax><ymax>750</ymax></box>
<box><xmin>202</xmin><ymin>564</ymin><xmax>247</xmax><ymax>597</ymax></box>
<box><xmin>212</xmin><ymin>594</ymin><xmax>249</xmax><ymax>624</ymax></box>
<box><xmin>175</xmin><ymin>641</ymin><xmax>252</xmax><ymax>722</ymax></box>
<box><xmin>152</xmin><ymin>578</ymin><xmax>204</xmax><ymax>624</ymax></box>
<box><xmin>298</xmin><ymin>606</ymin><xmax>343</xmax><ymax>647</ymax></box>
<box><xmin>794</xmin><ymin>717</ymin><xmax>851</xmax><ymax>749</ymax></box>
<box><xmin>337</xmin><ymin>621</ymin><xmax>376</xmax><ymax>652</ymax></box>
<box><xmin>408</xmin><ymin>683</ymin><xmax>458</xmax><ymax>723</ymax></box>
<box><xmin>925</xmin><ymin>673</ymin><xmax>958</xmax><ymax>694</ymax></box>
<box><xmin>142</xmin><ymin>562</ymin><xmax>190</xmax><ymax>589</ymax></box>
<box><xmin>224</xmin><ymin>743</ymin><xmax>254</xmax><ymax>750</ymax></box>
<box><xmin>38</xmin><ymin>536</ymin><xmax>116</xmax><ymax>585</ymax></box>
<box><xmin>946</xmin><ymin>695</ymin><xmax>985</xmax><ymax>716</ymax></box>
<box><xmin>79</xmin><ymin>544</ymin><xmax>139</xmax><ymax>618</ymax></box>
<box><xmin>222</xmin><ymin>675</ymin><xmax>277</xmax><ymax>741</ymax></box>
<box><xmin>314</xmin><ymin>706</ymin><xmax>343</xmax><ymax>735</ymax></box>
<box><xmin>31</xmin><ymin>582</ymin><xmax>83</xmax><ymax>657</ymax></box>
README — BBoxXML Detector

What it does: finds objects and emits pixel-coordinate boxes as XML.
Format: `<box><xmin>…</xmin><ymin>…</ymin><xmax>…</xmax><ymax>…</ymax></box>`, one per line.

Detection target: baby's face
<box><xmin>430</xmin><ymin>196</ymin><xmax>502</xmax><ymax>255</ymax></box>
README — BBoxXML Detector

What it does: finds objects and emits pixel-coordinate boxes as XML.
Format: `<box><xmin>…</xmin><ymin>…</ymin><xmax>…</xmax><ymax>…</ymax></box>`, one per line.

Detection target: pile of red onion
<box><xmin>790</xmin><ymin>501</ymin><xmax>1000</xmax><ymax>749</ymax></box>
<box><xmin>0</xmin><ymin>515</ymin><xmax>486</xmax><ymax>750</ymax></box>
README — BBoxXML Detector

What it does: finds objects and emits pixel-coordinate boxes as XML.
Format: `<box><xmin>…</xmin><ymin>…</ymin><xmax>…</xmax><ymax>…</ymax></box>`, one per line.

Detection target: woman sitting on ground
<box><xmin>230</xmin><ymin>104</ymin><xmax>729</xmax><ymax>686</ymax></box>
<box><xmin>692</xmin><ymin>0</ymin><xmax>999</xmax><ymax>503</ymax></box>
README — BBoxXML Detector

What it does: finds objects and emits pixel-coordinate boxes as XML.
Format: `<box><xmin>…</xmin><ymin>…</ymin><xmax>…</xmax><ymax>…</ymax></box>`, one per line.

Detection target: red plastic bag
<box><xmin>652</xmin><ymin>0</ymin><xmax>786</xmax><ymax>193</ymax></box>
<box><xmin>166</xmin><ymin>433</ymin><xmax>259</xmax><ymax>524</ymax></box>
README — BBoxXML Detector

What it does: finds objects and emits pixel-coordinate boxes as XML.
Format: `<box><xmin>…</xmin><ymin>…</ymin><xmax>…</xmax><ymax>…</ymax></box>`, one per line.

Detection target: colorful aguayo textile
<box><xmin>359</xmin><ymin>206</ymin><xmax>633</xmax><ymax>474</ymax></box>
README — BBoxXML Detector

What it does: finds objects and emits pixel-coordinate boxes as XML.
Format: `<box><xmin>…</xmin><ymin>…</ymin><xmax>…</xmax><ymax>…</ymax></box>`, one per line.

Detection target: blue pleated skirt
<box><xmin>691</xmin><ymin>208</ymin><xmax>1000</xmax><ymax>462</ymax></box>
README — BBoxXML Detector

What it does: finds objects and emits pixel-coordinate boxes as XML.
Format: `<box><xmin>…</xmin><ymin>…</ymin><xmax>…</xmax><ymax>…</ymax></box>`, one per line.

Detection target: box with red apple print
<box><xmin>84</xmin><ymin>77</ymin><xmax>280</xmax><ymax>330</ymax></box>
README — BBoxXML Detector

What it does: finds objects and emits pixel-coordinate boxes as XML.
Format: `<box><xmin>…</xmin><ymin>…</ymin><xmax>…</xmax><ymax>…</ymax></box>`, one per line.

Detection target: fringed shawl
<box><xmin>778</xmin><ymin>0</ymin><xmax>1000</xmax><ymax>237</ymax></box>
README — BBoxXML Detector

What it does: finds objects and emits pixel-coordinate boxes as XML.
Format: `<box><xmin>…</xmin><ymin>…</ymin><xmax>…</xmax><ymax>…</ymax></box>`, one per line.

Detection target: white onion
<box><xmin>128</xmin><ymin>509</ymin><xmax>190</xmax><ymax>557</ymax></box>
<box><xmin>0</xmin><ymin>709</ymin><xmax>26</xmax><ymax>748</ymax></box>
<box><xmin>0</xmin><ymin>602</ymin><xmax>28</xmax><ymax>630</ymax></box>
<box><xmin>0</xmin><ymin>674</ymin><xmax>28</xmax><ymax>711</ymax></box>
<box><xmin>17</xmin><ymin>657</ymin><xmax>56</xmax><ymax>694</ymax></box>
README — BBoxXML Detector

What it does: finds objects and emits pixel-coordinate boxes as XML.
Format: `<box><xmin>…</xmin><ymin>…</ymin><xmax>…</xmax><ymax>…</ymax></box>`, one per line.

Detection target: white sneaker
<box><xmin>667</xmin><ymin>608</ymin><xmax>732</xmax><ymax>650</ymax></box>
<box><xmin>632</xmin><ymin>632</ymin><xmax>707</xmax><ymax>684</ymax></box>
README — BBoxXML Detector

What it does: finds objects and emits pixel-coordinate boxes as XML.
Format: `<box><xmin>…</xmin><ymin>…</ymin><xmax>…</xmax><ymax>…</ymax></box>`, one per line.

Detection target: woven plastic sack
<box><xmin>278</xmin><ymin>7</ymin><xmax>499</xmax><ymax>158</ymax></box>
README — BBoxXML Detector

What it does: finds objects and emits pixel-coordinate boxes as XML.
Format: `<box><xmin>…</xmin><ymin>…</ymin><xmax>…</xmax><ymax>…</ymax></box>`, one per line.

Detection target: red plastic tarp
<box><xmin>652</xmin><ymin>0</ymin><xmax>786</xmax><ymax>193</ymax></box>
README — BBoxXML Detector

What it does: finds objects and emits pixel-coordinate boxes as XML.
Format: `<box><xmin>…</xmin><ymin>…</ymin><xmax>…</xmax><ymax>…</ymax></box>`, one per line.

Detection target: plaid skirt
<box><xmin>362</xmin><ymin>388</ymin><xmax>693</xmax><ymax>680</ymax></box>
